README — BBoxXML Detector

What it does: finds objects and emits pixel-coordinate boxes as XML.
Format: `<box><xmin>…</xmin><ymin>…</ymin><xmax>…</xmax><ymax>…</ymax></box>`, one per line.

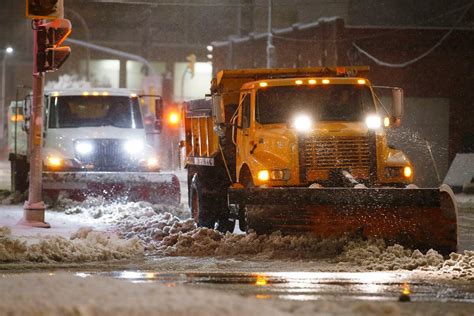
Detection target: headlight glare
<box><xmin>147</xmin><ymin>157</ymin><xmax>158</xmax><ymax>168</ymax></box>
<box><xmin>293</xmin><ymin>114</ymin><xmax>312</xmax><ymax>132</ymax></box>
<box><xmin>124</xmin><ymin>140</ymin><xmax>145</xmax><ymax>154</ymax></box>
<box><xmin>403</xmin><ymin>166</ymin><xmax>412</xmax><ymax>178</ymax></box>
<box><xmin>257</xmin><ymin>170</ymin><xmax>270</xmax><ymax>181</ymax></box>
<box><xmin>365</xmin><ymin>115</ymin><xmax>382</xmax><ymax>129</ymax></box>
<box><xmin>75</xmin><ymin>141</ymin><xmax>94</xmax><ymax>155</ymax></box>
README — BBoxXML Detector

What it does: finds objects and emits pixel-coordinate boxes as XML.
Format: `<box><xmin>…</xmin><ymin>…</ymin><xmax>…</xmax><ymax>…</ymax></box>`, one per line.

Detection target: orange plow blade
<box><xmin>229</xmin><ymin>184</ymin><xmax>458</xmax><ymax>255</ymax></box>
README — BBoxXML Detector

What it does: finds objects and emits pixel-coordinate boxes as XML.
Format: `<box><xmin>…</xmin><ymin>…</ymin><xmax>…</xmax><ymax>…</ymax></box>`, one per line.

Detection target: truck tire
<box><xmin>190</xmin><ymin>174</ymin><xmax>218</xmax><ymax>229</ymax></box>
<box><xmin>10</xmin><ymin>157</ymin><xmax>28</xmax><ymax>193</ymax></box>
<box><xmin>216</xmin><ymin>215</ymin><xmax>234</xmax><ymax>233</ymax></box>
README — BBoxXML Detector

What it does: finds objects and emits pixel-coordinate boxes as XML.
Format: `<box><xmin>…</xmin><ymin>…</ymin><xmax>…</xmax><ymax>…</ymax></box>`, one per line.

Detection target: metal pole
<box><xmin>65</xmin><ymin>38</ymin><xmax>157</xmax><ymax>77</ymax></box>
<box><xmin>19</xmin><ymin>19</ymin><xmax>49</xmax><ymax>228</ymax></box>
<box><xmin>266</xmin><ymin>0</ymin><xmax>274</xmax><ymax>68</ymax></box>
<box><xmin>1</xmin><ymin>54</ymin><xmax>6</xmax><ymax>141</ymax></box>
<box><xmin>181</xmin><ymin>67</ymin><xmax>189</xmax><ymax>101</ymax></box>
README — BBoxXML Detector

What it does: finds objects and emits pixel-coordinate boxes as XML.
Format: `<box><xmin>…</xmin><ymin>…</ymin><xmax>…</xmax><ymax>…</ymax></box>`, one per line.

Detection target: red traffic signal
<box><xmin>27</xmin><ymin>0</ymin><xmax>64</xmax><ymax>20</ymax></box>
<box><xmin>37</xmin><ymin>18</ymin><xmax>72</xmax><ymax>73</ymax></box>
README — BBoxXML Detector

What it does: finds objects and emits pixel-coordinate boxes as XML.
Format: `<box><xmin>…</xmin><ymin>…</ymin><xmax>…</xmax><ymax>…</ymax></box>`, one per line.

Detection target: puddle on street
<box><xmin>82</xmin><ymin>271</ymin><xmax>474</xmax><ymax>303</ymax></box>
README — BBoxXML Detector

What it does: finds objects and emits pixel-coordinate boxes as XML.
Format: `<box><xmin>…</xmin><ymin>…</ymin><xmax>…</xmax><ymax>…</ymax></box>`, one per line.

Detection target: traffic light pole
<box><xmin>19</xmin><ymin>19</ymin><xmax>49</xmax><ymax>228</ymax></box>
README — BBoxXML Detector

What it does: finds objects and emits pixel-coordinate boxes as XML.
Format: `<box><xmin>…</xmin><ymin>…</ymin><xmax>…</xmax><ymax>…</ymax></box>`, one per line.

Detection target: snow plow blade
<box><xmin>43</xmin><ymin>171</ymin><xmax>180</xmax><ymax>205</ymax></box>
<box><xmin>228</xmin><ymin>184</ymin><xmax>458</xmax><ymax>255</ymax></box>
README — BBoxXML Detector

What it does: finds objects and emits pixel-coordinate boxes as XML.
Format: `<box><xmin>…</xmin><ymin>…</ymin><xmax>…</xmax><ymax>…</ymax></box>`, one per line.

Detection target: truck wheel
<box><xmin>190</xmin><ymin>174</ymin><xmax>218</xmax><ymax>229</ymax></box>
<box><xmin>217</xmin><ymin>214</ymin><xmax>234</xmax><ymax>233</ymax></box>
<box><xmin>10</xmin><ymin>158</ymin><xmax>29</xmax><ymax>193</ymax></box>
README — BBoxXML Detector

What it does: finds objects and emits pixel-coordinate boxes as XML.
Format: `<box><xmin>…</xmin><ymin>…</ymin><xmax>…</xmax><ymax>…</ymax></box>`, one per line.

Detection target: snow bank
<box><xmin>0</xmin><ymin>226</ymin><xmax>143</xmax><ymax>263</ymax></box>
<box><xmin>53</xmin><ymin>197</ymin><xmax>471</xmax><ymax>279</ymax></box>
<box><xmin>336</xmin><ymin>239</ymin><xmax>445</xmax><ymax>271</ymax></box>
<box><xmin>0</xmin><ymin>190</ymin><xmax>27</xmax><ymax>205</ymax></box>
<box><xmin>156</xmin><ymin>228</ymin><xmax>346</xmax><ymax>258</ymax></box>
<box><xmin>427</xmin><ymin>251</ymin><xmax>474</xmax><ymax>280</ymax></box>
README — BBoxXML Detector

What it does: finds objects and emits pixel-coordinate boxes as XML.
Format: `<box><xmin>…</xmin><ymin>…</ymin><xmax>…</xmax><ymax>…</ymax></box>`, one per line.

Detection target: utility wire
<box><xmin>352</xmin><ymin>1</ymin><xmax>474</xmax><ymax>68</ymax></box>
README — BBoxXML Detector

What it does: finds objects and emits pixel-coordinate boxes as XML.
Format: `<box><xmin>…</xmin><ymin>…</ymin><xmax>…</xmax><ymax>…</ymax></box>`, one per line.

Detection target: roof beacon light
<box><xmin>259</xmin><ymin>82</ymin><xmax>268</xmax><ymax>87</ymax></box>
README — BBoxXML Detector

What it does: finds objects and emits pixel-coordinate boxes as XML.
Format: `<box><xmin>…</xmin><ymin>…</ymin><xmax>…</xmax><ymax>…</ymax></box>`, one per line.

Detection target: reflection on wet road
<box><xmin>86</xmin><ymin>271</ymin><xmax>474</xmax><ymax>303</ymax></box>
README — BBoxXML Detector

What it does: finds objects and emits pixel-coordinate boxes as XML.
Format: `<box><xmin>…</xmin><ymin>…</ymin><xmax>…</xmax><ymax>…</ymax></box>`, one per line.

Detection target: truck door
<box><xmin>235</xmin><ymin>91</ymin><xmax>252</xmax><ymax>171</ymax></box>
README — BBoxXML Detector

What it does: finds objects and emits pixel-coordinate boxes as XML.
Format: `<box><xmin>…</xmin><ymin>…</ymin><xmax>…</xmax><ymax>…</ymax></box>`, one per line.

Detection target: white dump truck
<box><xmin>8</xmin><ymin>88</ymin><xmax>180</xmax><ymax>205</ymax></box>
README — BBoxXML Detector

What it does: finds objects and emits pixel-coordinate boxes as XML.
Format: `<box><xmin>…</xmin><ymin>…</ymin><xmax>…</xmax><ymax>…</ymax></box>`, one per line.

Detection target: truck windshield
<box><xmin>256</xmin><ymin>84</ymin><xmax>375</xmax><ymax>124</ymax></box>
<box><xmin>48</xmin><ymin>96</ymin><xmax>144</xmax><ymax>129</ymax></box>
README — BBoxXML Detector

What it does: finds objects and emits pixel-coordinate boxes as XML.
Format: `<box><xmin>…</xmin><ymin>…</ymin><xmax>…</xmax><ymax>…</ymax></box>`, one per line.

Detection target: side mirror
<box><xmin>212</xmin><ymin>94</ymin><xmax>224</xmax><ymax>125</ymax></box>
<box><xmin>154</xmin><ymin>98</ymin><xmax>164</xmax><ymax>133</ymax></box>
<box><xmin>391</xmin><ymin>88</ymin><xmax>404</xmax><ymax>120</ymax></box>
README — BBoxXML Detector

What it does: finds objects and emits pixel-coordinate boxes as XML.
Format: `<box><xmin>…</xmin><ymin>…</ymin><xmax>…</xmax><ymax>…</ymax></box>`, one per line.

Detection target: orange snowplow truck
<box><xmin>183</xmin><ymin>66</ymin><xmax>458</xmax><ymax>255</ymax></box>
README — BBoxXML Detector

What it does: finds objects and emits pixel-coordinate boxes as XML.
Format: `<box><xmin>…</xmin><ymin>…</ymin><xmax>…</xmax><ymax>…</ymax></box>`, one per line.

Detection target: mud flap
<box><xmin>228</xmin><ymin>184</ymin><xmax>458</xmax><ymax>255</ymax></box>
<box><xmin>43</xmin><ymin>171</ymin><xmax>180</xmax><ymax>205</ymax></box>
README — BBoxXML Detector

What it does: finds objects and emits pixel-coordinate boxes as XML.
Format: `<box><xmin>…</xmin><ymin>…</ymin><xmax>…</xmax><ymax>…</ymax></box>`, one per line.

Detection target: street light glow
<box><xmin>5</xmin><ymin>47</ymin><xmax>13</xmax><ymax>54</ymax></box>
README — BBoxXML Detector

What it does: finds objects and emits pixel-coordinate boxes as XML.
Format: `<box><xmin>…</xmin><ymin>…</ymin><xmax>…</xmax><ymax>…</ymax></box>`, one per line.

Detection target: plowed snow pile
<box><xmin>0</xmin><ymin>226</ymin><xmax>143</xmax><ymax>263</ymax></box>
<box><xmin>12</xmin><ymin>197</ymin><xmax>470</xmax><ymax>279</ymax></box>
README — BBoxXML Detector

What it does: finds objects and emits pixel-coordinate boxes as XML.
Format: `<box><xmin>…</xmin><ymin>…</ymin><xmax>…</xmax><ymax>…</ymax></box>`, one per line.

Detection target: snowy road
<box><xmin>1</xmin><ymin>160</ymin><xmax>474</xmax><ymax>315</ymax></box>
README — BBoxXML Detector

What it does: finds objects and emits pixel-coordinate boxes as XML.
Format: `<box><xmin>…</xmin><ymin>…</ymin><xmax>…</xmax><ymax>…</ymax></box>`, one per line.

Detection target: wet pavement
<box><xmin>86</xmin><ymin>270</ymin><xmax>474</xmax><ymax>303</ymax></box>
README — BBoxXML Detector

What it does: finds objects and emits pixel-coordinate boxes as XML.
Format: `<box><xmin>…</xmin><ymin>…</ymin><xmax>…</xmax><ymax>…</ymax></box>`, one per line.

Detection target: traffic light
<box><xmin>37</xmin><ymin>18</ymin><xmax>72</xmax><ymax>73</ymax></box>
<box><xmin>186</xmin><ymin>54</ymin><xmax>196</xmax><ymax>78</ymax></box>
<box><xmin>26</xmin><ymin>0</ymin><xmax>64</xmax><ymax>19</ymax></box>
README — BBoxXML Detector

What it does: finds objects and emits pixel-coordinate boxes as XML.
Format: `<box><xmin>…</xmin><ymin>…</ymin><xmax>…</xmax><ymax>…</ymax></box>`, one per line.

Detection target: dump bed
<box><xmin>183</xmin><ymin>99</ymin><xmax>219</xmax><ymax>166</ymax></box>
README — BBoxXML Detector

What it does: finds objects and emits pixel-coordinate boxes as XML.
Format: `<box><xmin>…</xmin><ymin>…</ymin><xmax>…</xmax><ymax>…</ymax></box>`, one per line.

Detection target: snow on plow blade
<box><xmin>228</xmin><ymin>184</ymin><xmax>458</xmax><ymax>255</ymax></box>
<box><xmin>43</xmin><ymin>172</ymin><xmax>180</xmax><ymax>205</ymax></box>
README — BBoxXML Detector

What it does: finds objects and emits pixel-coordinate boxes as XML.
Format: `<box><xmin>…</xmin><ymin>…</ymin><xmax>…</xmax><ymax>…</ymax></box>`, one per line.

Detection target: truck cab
<box><xmin>42</xmin><ymin>89</ymin><xmax>159</xmax><ymax>173</ymax></box>
<box><xmin>232</xmin><ymin>75</ymin><xmax>413</xmax><ymax>188</ymax></box>
<box><xmin>8</xmin><ymin>88</ymin><xmax>180</xmax><ymax>205</ymax></box>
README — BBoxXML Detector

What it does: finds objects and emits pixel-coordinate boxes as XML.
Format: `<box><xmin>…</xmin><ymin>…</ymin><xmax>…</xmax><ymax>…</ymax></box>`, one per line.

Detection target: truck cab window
<box><xmin>48</xmin><ymin>96</ymin><xmax>143</xmax><ymax>129</ymax></box>
<box><xmin>256</xmin><ymin>84</ymin><xmax>375</xmax><ymax>124</ymax></box>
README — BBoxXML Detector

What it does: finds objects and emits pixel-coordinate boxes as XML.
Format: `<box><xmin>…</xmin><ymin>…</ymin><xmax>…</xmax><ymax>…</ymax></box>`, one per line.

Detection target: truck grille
<box><xmin>75</xmin><ymin>139</ymin><xmax>127</xmax><ymax>170</ymax></box>
<box><xmin>302</xmin><ymin>135</ymin><xmax>371</xmax><ymax>175</ymax></box>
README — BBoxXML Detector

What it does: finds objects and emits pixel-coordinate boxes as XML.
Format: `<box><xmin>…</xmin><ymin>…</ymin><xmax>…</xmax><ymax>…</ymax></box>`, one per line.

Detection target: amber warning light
<box><xmin>168</xmin><ymin>111</ymin><xmax>180</xmax><ymax>125</ymax></box>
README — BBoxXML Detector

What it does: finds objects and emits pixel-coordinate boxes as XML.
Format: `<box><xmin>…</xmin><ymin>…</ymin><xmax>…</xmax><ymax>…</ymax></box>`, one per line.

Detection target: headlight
<box><xmin>365</xmin><ymin>115</ymin><xmax>381</xmax><ymax>129</ymax></box>
<box><xmin>292</xmin><ymin>114</ymin><xmax>312</xmax><ymax>132</ymax></box>
<box><xmin>147</xmin><ymin>157</ymin><xmax>158</xmax><ymax>168</ymax></box>
<box><xmin>123</xmin><ymin>140</ymin><xmax>144</xmax><ymax>154</ymax></box>
<box><xmin>257</xmin><ymin>170</ymin><xmax>270</xmax><ymax>181</ymax></box>
<box><xmin>75</xmin><ymin>141</ymin><xmax>94</xmax><ymax>155</ymax></box>
<box><xmin>403</xmin><ymin>166</ymin><xmax>412</xmax><ymax>178</ymax></box>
